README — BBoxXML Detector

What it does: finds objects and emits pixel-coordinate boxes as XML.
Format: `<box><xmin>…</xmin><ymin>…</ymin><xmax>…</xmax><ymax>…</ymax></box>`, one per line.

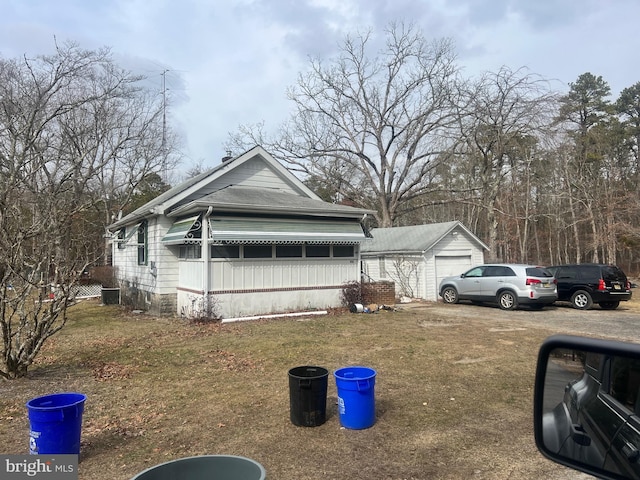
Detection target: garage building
<box><xmin>360</xmin><ymin>221</ymin><xmax>488</xmax><ymax>301</ymax></box>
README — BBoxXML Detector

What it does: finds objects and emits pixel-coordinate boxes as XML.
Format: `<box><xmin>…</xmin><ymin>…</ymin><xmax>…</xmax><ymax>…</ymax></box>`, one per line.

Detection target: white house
<box><xmin>107</xmin><ymin>146</ymin><xmax>374</xmax><ymax>319</ymax></box>
<box><xmin>360</xmin><ymin>221</ymin><xmax>488</xmax><ymax>301</ymax></box>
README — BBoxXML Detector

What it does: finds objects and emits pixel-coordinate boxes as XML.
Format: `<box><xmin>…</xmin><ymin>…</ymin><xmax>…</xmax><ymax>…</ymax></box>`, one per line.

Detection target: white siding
<box><xmin>153</xmin><ymin>217</ymin><xmax>180</xmax><ymax>295</ymax></box>
<box><xmin>174</xmin><ymin>257</ymin><xmax>360</xmax><ymax>318</ymax></box>
<box><xmin>113</xmin><ymin>218</ymin><xmax>155</xmax><ymax>296</ymax></box>
<box><xmin>178</xmin><ymin>288</ymin><xmax>343</xmax><ymax>319</ymax></box>
<box><xmin>210</xmin><ymin>258</ymin><xmax>358</xmax><ymax>290</ymax></box>
<box><xmin>178</xmin><ymin>261</ymin><xmax>204</xmax><ymax>292</ymax></box>
<box><xmin>363</xmin><ymin>255</ymin><xmax>424</xmax><ymax>299</ymax></box>
<box><xmin>184</xmin><ymin>157</ymin><xmax>299</xmax><ymax>202</ymax></box>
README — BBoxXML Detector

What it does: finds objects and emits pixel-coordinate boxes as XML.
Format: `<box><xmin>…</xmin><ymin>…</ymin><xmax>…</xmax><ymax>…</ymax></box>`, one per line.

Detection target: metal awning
<box><xmin>113</xmin><ymin>223</ymin><xmax>141</xmax><ymax>244</ymax></box>
<box><xmin>162</xmin><ymin>215</ymin><xmax>202</xmax><ymax>245</ymax></box>
<box><xmin>208</xmin><ymin>217</ymin><xmax>366</xmax><ymax>244</ymax></box>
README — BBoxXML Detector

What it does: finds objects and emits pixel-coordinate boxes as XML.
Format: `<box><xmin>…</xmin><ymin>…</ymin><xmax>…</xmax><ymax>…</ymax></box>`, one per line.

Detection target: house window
<box><xmin>211</xmin><ymin>245</ymin><xmax>240</xmax><ymax>259</ymax></box>
<box><xmin>379</xmin><ymin>256</ymin><xmax>387</xmax><ymax>278</ymax></box>
<box><xmin>244</xmin><ymin>245</ymin><xmax>273</xmax><ymax>258</ymax></box>
<box><xmin>116</xmin><ymin>229</ymin><xmax>125</xmax><ymax>250</ymax></box>
<box><xmin>306</xmin><ymin>245</ymin><xmax>330</xmax><ymax>258</ymax></box>
<box><xmin>276</xmin><ymin>244</ymin><xmax>303</xmax><ymax>258</ymax></box>
<box><xmin>333</xmin><ymin>245</ymin><xmax>355</xmax><ymax>258</ymax></box>
<box><xmin>137</xmin><ymin>222</ymin><xmax>147</xmax><ymax>265</ymax></box>
<box><xmin>179</xmin><ymin>245</ymin><xmax>202</xmax><ymax>259</ymax></box>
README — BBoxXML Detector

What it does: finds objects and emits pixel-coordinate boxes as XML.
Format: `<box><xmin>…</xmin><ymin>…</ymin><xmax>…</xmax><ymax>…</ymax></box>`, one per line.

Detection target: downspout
<box><xmin>203</xmin><ymin>206</ymin><xmax>213</xmax><ymax>313</ymax></box>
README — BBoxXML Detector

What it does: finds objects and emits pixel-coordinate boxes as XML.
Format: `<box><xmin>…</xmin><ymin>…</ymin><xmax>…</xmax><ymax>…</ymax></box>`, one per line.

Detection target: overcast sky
<box><xmin>1</xmin><ymin>0</ymin><xmax>639</xmax><ymax>173</ymax></box>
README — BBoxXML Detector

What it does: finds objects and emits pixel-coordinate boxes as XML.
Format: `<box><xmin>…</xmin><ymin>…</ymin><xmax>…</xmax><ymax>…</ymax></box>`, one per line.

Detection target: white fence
<box><xmin>73</xmin><ymin>284</ymin><xmax>103</xmax><ymax>298</ymax></box>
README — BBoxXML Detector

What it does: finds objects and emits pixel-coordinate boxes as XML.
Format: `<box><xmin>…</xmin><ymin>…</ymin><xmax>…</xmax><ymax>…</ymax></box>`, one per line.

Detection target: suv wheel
<box><xmin>497</xmin><ymin>291</ymin><xmax>518</xmax><ymax>310</ymax></box>
<box><xmin>571</xmin><ymin>290</ymin><xmax>593</xmax><ymax>310</ymax></box>
<box><xmin>441</xmin><ymin>286</ymin><xmax>459</xmax><ymax>304</ymax></box>
<box><xmin>599</xmin><ymin>301</ymin><xmax>620</xmax><ymax>310</ymax></box>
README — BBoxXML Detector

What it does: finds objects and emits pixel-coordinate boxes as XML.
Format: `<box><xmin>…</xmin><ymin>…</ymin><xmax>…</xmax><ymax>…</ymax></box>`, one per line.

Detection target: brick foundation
<box><xmin>363</xmin><ymin>281</ymin><xmax>396</xmax><ymax>305</ymax></box>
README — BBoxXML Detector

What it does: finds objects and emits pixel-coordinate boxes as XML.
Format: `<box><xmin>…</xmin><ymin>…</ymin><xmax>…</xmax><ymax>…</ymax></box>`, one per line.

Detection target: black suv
<box><xmin>547</xmin><ymin>263</ymin><xmax>632</xmax><ymax>310</ymax></box>
<box><xmin>543</xmin><ymin>350</ymin><xmax>640</xmax><ymax>479</ymax></box>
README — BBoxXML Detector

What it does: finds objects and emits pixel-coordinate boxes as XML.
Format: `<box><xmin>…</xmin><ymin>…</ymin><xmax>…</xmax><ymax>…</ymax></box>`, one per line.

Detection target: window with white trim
<box><xmin>333</xmin><ymin>245</ymin><xmax>355</xmax><ymax>258</ymax></box>
<box><xmin>244</xmin><ymin>245</ymin><xmax>273</xmax><ymax>259</ymax></box>
<box><xmin>179</xmin><ymin>245</ymin><xmax>202</xmax><ymax>259</ymax></box>
<box><xmin>306</xmin><ymin>245</ymin><xmax>330</xmax><ymax>258</ymax></box>
<box><xmin>276</xmin><ymin>245</ymin><xmax>303</xmax><ymax>258</ymax></box>
<box><xmin>137</xmin><ymin>222</ymin><xmax>148</xmax><ymax>265</ymax></box>
<box><xmin>211</xmin><ymin>245</ymin><xmax>240</xmax><ymax>259</ymax></box>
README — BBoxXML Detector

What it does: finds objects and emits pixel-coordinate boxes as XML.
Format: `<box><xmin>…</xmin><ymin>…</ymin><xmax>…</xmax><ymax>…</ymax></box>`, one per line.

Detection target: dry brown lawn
<box><xmin>4</xmin><ymin>296</ymin><xmax>637</xmax><ymax>479</ymax></box>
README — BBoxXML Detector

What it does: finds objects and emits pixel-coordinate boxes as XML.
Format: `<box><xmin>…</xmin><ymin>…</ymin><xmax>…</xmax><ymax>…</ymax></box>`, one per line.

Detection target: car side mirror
<box><xmin>534</xmin><ymin>335</ymin><xmax>640</xmax><ymax>480</ymax></box>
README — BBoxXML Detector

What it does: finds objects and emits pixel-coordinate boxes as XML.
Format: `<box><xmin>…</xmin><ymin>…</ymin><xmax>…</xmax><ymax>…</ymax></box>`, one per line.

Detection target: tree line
<box><xmin>227</xmin><ymin>23</ymin><xmax>640</xmax><ymax>275</ymax></box>
<box><xmin>1</xmin><ymin>27</ymin><xmax>638</xmax><ymax>377</ymax></box>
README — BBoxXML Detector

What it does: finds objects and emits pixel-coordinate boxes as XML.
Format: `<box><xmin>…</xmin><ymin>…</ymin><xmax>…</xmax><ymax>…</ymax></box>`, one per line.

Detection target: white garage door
<box><xmin>435</xmin><ymin>255</ymin><xmax>472</xmax><ymax>295</ymax></box>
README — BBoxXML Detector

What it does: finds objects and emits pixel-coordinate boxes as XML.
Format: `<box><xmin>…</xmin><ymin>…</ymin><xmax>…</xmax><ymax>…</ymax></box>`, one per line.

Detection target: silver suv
<box><xmin>439</xmin><ymin>264</ymin><xmax>557</xmax><ymax>310</ymax></box>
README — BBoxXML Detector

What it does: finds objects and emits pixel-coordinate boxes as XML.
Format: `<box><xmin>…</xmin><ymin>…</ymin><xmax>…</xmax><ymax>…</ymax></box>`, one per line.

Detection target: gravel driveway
<box><xmin>405</xmin><ymin>299</ymin><xmax>640</xmax><ymax>344</ymax></box>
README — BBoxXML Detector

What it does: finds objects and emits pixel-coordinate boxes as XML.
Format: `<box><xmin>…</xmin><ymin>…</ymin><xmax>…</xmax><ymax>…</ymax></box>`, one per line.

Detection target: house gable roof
<box><xmin>170</xmin><ymin>185</ymin><xmax>371</xmax><ymax>218</ymax></box>
<box><xmin>109</xmin><ymin>146</ymin><xmax>371</xmax><ymax>230</ymax></box>
<box><xmin>361</xmin><ymin>221</ymin><xmax>489</xmax><ymax>254</ymax></box>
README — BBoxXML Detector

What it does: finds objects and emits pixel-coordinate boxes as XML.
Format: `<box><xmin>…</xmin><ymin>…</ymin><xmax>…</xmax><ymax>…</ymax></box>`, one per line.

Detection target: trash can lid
<box><xmin>334</xmin><ymin>366</ymin><xmax>376</xmax><ymax>380</ymax></box>
<box><xmin>26</xmin><ymin>393</ymin><xmax>87</xmax><ymax>410</ymax></box>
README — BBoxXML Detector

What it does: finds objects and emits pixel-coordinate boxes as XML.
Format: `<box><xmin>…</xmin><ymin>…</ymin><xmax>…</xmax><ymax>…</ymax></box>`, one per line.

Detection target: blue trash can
<box><xmin>26</xmin><ymin>392</ymin><xmax>86</xmax><ymax>455</ymax></box>
<box><xmin>334</xmin><ymin>366</ymin><xmax>376</xmax><ymax>429</ymax></box>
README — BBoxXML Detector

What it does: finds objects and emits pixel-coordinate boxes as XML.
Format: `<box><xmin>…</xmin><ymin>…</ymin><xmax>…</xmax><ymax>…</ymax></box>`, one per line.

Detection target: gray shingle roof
<box><xmin>361</xmin><ymin>221</ymin><xmax>486</xmax><ymax>254</ymax></box>
<box><xmin>171</xmin><ymin>185</ymin><xmax>372</xmax><ymax>218</ymax></box>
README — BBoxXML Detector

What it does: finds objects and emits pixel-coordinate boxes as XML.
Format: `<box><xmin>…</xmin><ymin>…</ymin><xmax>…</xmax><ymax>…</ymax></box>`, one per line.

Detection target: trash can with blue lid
<box><xmin>288</xmin><ymin>365</ymin><xmax>328</xmax><ymax>427</ymax></box>
<box><xmin>334</xmin><ymin>366</ymin><xmax>376</xmax><ymax>429</ymax></box>
<box><xmin>26</xmin><ymin>392</ymin><xmax>86</xmax><ymax>455</ymax></box>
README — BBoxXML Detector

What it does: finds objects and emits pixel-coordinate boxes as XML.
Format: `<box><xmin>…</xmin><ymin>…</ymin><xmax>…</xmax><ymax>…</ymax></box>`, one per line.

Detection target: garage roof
<box><xmin>361</xmin><ymin>221</ymin><xmax>488</xmax><ymax>255</ymax></box>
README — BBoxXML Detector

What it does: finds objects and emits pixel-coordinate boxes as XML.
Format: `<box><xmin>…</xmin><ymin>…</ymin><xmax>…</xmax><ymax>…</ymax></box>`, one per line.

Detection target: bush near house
<box><xmin>340</xmin><ymin>281</ymin><xmax>377</xmax><ymax>306</ymax></box>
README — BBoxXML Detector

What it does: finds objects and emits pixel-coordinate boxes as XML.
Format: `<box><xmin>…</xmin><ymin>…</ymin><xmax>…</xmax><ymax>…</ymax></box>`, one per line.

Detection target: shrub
<box><xmin>340</xmin><ymin>281</ymin><xmax>361</xmax><ymax>306</ymax></box>
<box><xmin>89</xmin><ymin>266</ymin><xmax>117</xmax><ymax>288</ymax></box>
<box><xmin>340</xmin><ymin>281</ymin><xmax>375</xmax><ymax>306</ymax></box>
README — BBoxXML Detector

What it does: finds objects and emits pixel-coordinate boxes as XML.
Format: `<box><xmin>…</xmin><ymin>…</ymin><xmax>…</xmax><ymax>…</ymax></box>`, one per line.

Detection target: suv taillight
<box><xmin>526</xmin><ymin>278</ymin><xmax>541</xmax><ymax>286</ymax></box>
<box><xmin>597</xmin><ymin>279</ymin><xmax>606</xmax><ymax>291</ymax></box>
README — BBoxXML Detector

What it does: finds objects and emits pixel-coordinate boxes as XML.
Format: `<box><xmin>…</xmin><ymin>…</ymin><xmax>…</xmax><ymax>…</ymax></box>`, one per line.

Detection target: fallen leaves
<box><xmin>90</xmin><ymin>361</ymin><xmax>139</xmax><ymax>381</ymax></box>
<box><xmin>201</xmin><ymin>349</ymin><xmax>262</xmax><ymax>372</ymax></box>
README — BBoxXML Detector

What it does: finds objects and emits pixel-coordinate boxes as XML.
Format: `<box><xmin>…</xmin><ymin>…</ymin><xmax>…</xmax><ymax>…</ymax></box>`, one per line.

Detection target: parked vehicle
<box><xmin>546</xmin><ymin>264</ymin><xmax>632</xmax><ymax>310</ymax></box>
<box><xmin>438</xmin><ymin>264</ymin><xmax>557</xmax><ymax>310</ymax></box>
<box><xmin>535</xmin><ymin>335</ymin><xmax>640</xmax><ymax>480</ymax></box>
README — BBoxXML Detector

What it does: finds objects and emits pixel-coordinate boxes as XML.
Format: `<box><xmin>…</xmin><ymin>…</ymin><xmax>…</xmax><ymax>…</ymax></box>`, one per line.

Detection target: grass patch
<box><xmin>0</xmin><ymin>298</ymin><xmax>596</xmax><ymax>479</ymax></box>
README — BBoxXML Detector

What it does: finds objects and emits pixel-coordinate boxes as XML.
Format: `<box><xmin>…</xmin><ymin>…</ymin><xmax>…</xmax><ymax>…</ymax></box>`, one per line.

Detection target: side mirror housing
<box><xmin>534</xmin><ymin>335</ymin><xmax>640</xmax><ymax>480</ymax></box>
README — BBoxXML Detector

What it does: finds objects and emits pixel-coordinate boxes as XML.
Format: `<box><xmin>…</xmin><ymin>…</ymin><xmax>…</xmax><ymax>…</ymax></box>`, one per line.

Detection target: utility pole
<box><xmin>161</xmin><ymin>69</ymin><xmax>169</xmax><ymax>181</ymax></box>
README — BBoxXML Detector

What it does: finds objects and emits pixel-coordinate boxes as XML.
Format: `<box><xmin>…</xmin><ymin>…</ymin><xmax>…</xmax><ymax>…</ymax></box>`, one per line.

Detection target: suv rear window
<box><xmin>526</xmin><ymin>267</ymin><xmax>553</xmax><ymax>278</ymax></box>
<box><xmin>601</xmin><ymin>266</ymin><xmax>626</xmax><ymax>281</ymax></box>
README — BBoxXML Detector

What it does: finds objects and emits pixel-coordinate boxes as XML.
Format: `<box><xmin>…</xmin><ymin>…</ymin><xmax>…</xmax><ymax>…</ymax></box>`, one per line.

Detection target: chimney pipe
<box><xmin>221</xmin><ymin>150</ymin><xmax>233</xmax><ymax>162</ymax></box>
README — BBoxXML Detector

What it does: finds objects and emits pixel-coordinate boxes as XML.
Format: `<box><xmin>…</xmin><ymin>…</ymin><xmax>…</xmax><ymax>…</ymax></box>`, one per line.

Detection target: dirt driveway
<box><xmin>402</xmin><ymin>299</ymin><xmax>640</xmax><ymax>344</ymax></box>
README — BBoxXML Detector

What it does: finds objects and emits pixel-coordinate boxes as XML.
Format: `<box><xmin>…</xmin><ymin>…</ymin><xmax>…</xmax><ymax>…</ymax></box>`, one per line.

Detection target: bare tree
<box><xmin>0</xmin><ymin>42</ymin><xmax>176</xmax><ymax>378</ymax></box>
<box><xmin>456</xmin><ymin>67</ymin><xmax>556</xmax><ymax>260</ymax></box>
<box><xmin>228</xmin><ymin>23</ymin><xmax>461</xmax><ymax>227</ymax></box>
<box><xmin>389</xmin><ymin>257</ymin><xmax>420</xmax><ymax>298</ymax></box>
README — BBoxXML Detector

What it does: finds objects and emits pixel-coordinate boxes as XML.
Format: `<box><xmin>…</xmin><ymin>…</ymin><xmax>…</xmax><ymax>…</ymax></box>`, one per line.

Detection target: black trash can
<box><xmin>288</xmin><ymin>366</ymin><xmax>328</xmax><ymax>427</ymax></box>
